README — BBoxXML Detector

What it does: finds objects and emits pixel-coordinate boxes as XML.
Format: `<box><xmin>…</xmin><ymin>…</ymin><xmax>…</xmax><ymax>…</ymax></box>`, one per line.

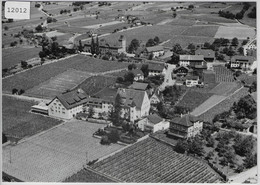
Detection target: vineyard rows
<box><xmin>214</xmin><ymin>66</ymin><xmax>234</xmax><ymax>83</ymax></box>
<box><xmin>89</xmin><ymin>137</ymin><xmax>221</xmax><ymax>183</ymax></box>
<box><xmin>198</xmin><ymin>87</ymin><xmax>249</xmax><ymax>123</ymax></box>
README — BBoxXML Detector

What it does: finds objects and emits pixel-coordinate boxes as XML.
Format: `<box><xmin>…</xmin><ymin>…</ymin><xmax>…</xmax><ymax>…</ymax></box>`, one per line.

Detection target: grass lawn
<box><xmin>214</xmin><ymin>26</ymin><xmax>255</xmax><ymax>40</ymax></box>
<box><xmin>3</xmin><ymin>55</ymin><xmax>129</xmax><ymax>93</ymax></box>
<box><xmin>2</xmin><ymin>95</ymin><xmax>62</xmax><ymax>139</ymax></box>
<box><xmin>3</xmin><ymin>47</ymin><xmax>41</xmax><ymax>69</ymax></box>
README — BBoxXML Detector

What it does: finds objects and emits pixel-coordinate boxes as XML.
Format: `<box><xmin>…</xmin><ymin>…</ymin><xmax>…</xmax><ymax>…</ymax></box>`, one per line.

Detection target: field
<box><xmin>176</xmin><ymin>91</ymin><xmax>213</xmax><ymax>111</ymax></box>
<box><xmin>179</xmin><ymin>14</ymin><xmax>237</xmax><ymax>24</ymax></box>
<box><xmin>2</xmin><ymin>96</ymin><xmax>62</xmax><ymax>139</ymax></box>
<box><xmin>214</xmin><ymin>66</ymin><xmax>235</xmax><ymax>83</ymax></box>
<box><xmin>2</xmin><ymin>47</ymin><xmax>41</xmax><ymax>69</ymax></box>
<box><xmin>25</xmin><ymin>69</ymin><xmax>93</xmax><ymax>99</ymax></box>
<box><xmin>87</xmin><ymin>137</ymin><xmax>221</xmax><ymax>183</ymax></box>
<box><xmin>191</xmin><ymin>95</ymin><xmax>227</xmax><ymax>117</ymax></box>
<box><xmin>181</xmin><ymin>25</ymin><xmax>219</xmax><ymax>37</ymax></box>
<box><xmin>198</xmin><ymin>87</ymin><xmax>249</xmax><ymax>122</ymax></box>
<box><xmin>2</xmin><ymin>120</ymin><xmax>124</xmax><ymax>182</ymax></box>
<box><xmin>3</xmin><ymin>55</ymin><xmax>129</xmax><ymax>93</ymax></box>
<box><xmin>77</xmin><ymin>75</ymin><xmax>117</xmax><ymax>96</ymax></box>
<box><xmin>214</xmin><ymin>26</ymin><xmax>256</xmax><ymax>40</ymax></box>
<box><xmin>209</xmin><ymin>82</ymin><xmax>241</xmax><ymax>96</ymax></box>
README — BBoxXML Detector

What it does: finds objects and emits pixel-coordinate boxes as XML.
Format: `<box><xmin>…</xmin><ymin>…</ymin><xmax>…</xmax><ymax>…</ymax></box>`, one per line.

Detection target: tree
<box><xmin>234</xmin><ymin>135</ymin><xmax>254</xmax><ymax>156</ymax></box>
<box><xmin>35</xmin><ymin>25</ymin><xmax>43</xmax><ymax>32</ymax></box>
<box><xmin>206</xmin><ymin>136</ymin><xmax>215</xmax><ymax>147</ymax></box>
<box><xmin>128</xmin><ymin>64</ymin><xmax>137</xmax><ymax>70</ymax></box>
<box><xmin>100</xmin><ymin>135</ymin><xmax>110</xmax><ymax>145</ymax></box>
<box><xmin>242</xmin><ymin>40</ymin><xmax>248</xmax><ymax>45</ymax></box>
<box><xmin>12</xmin><ymin>88</ymin><xmax>18</xmax><ymax>94</ymax></box>
<box><xmin>154</xmin><ymin>36</ymin><xmax>160</xmax><ymax>44</ymax></box>
<box><xmin>243</xmin><ymin>153</ymin><xmax>257</xmax><ymax>168</ymax></box>
<box><xmin>21</xmin><ymin>60</ymin><xmax>28</xmax><ymax>69</ymax></box>
<box><xmin>204</xmin><ymin>42</ymin><xmax>211</xmax><ymax>49</ymax></box>
<box><xmin>109</xmin><ymin>94</ymin><xmax>123</xmax><ymax>126</ymax></box>
<box><xmin>78</xmin><ymin>40</ymin><xmax>83</xmax><ymax>52</ymax></box>
<box><xmin>172</xmin><ymin>43</ymin><xmax>183</xmax><ymax>54</ymax></box>
<box><xmin>108</xmin><ymin>129</ymin><xmax>120</xmax><ymax>143</ymax></box>
<box><xmin>238</xmin><ymin>47</ymin><xmax>244</xmax><ymax>54</ymax></box>
<box><xmin>231</xmin><ymin>37</ymin><xmax>239</xmax><ymax>46</ymax></box>
<box><xmin>141</xmin><ymin>64</ymin><xmax>149</xmax><ymax>78</ymax></box>
<box><xmin>175</xmin><ymin>139</ymin><xmax>188</xmax><ymax>154</ymax></box>
<box><xmin>206</xmin><ymin>150</ymin><xmax>214</xmax><ymax>160</ymax></box>
<box><xmin>187</xmin><ymin>136</ymin><xmax>205</xmax><ymax>156</ymax></box>
<box><xmin>188</xmin><ymin>43</ymin><xmax>196</xmax><ymax>53</ymax></box>
<box><xmin>157</xmin><ymin>102</ymin><xmax>167</xmax><ymax>118</ymax></box>
<box><xmin>249</xmin><ymin>81</ymin><xmax>256</xmax><ymax>93</ymax></box>
<box><xmin>90</xmin><ymin>37</ymin><xmax>95</xmax><ymax>55</ymax></box>
<box><xmin>146</xmin><ymin>38</ymin><xmax>155</xmax><ymax>47</ymax></box>
<box><xmin>88</xmin><ymin>106</ymin><xmax>95</xmax><ymax>118</ymax></box>
<box><xmin>233</xmin><ymin>95</ymin><xmax>257</xmax><ymax>119</ymax></box>
<box><xmin>95</xmin><ymin>36</ymin><xmax>100</xmax><ymax>55</ymax></box>
<box><xmin>18</xmin><ymin>89</ymin><xmax>25</xmax><ymax>95</ymax></box>
<box><xmin>128</xmin><ymin>39</ymin><xmax>140</xmax><ymax>53</ymax></box>
<box><xmin>227</xmin><ymin>46</ymin><xmax>235</xmax><ymax>57</ymax></box>
<box><xmin>148</xmin><ymin>53</ymin><xmax>153</xmax><ymax>60</ymax></box>
<box><xmin>124</xmin><ymin>72</ymin><xmax>135</xmax><ymax>84</ymax></box>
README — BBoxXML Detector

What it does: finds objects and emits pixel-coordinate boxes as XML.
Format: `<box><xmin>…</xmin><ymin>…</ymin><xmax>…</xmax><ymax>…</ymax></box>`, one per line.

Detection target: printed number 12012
<box><xmin>7</xmin><ymin>7</ymin><xmax>27</xmax><ymax>13</ymax></box>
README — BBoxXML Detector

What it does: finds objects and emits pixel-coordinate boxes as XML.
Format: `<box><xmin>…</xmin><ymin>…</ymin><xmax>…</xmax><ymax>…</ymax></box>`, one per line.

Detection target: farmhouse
<box><xmin>117</xmin><ymin>88</ymin><xmax>150</xmax><ymax>122</ymax></box>
<box><xmin>195</xmin><ymin>49</ymin><xmax>215</xmax><ymax>70</ymax></box>
<box><xmin>230</xmin><ymin>56</ymin><xmax>256</xmax><ymax>72</ymax></box>
<box><xmin>145</xmin><ymin>45</ymin><xmax>165</xmax><ymax>58</ymax></box>
<box><xmin>83</xmin><ymin>35</ymin><xmax>126</xmax><ymax>55</ymax></box>
<box><xmin>137</xmin><ymin>114</ymin><xmax>169</xmax><ymax>133</ymax></box>
<box><xmin>185</xmin><ymin>75</ymin><xmax>200</xmax><ymax>87</ymax></box>
<box><xmin>173</xmin><ymin>66</ymin><xmax>192</xmax><ymax>77</ymax></box>
<box><xmin>48</xmin><ymin>89</ymin><xmax>88</xmax><ymax>119</ymax></box>
<box><xmin>148</xmin><ymin>63</ymin><xmax>165</xmax><ymax>76</ymax></box>
<box><xmin>168</xmin><ymin>114</ymin><xmax>203</xmax><ymax>139</ymax></box>
<box><xmin>179</xmin><ymin>55</ymin><xmax>204</xmax><ymax>68</ymax></box>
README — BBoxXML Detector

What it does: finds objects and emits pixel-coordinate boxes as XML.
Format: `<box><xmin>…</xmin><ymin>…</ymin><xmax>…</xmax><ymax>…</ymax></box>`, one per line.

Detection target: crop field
<box><xmin>103</xmin><ymin>25</ymin><xmax>188</xmax><ymax>45</ymax></box>
<box><xmin>191</xmin><ymin>95</ymin><xmax>227</xmax><ymax>117</ymax></box>
<box><xmin>209</xmin><ymin>82</ymin><xmax>241</xmax><ymax>96</ymax></box>
<box><xmin>3</xmin><ymin>55</ymin><xmax>129</xmax><ymax>93</ymax></box>
<box><xmin>163</xmin><ymin>35</ymin><xmax>214</xmax><ymax>48</ymax></box>
<box><xmin>179</xmin><ymin>14</ymin><xmax>237</xmax><ymax>24</ymax></box>
<box><xmin>25</xmin><ymin>69</ymin><xmax>93</xmax><ymax>99</ymax></box>
<box><xmin>181</xmin><ymin>25</ymin><xmax>219</xmax><ymax>37</ymax></box>
<box><xmin>224</xmin><ymin>4</ymin><xmax>244</xmax><ymax>14</ymax></box>
<box><xmin>2</xmin><ymin>120</ymin><xmax>124</xmax><ymax>182</ymax></box>
<box><xmin>88</xmin><ymin>137</ymin><xmax>221</xmax><ymax>183</ymax></box>
<box><xmin>2</xmin><ymin>96</ymin><xmax>62</xmax><ymax>139</ymax></box>
<box><xmin>214</xmin><ymin>66</ymin><xmax>234</xmax><ymax>82</ymax></box>
<box><xmin>214</xmin><ymin>26</ymin><xmax>256</xmax><ymax>40</ymax></box>
<box><xmin>78</xmin><ymin>75</ymin><xmax>117</xmax><ymax>96</ymax></box>
<box><xmin>169</xmin><ymin>18</ymin><xmax>196</xmax><ymax>26</ymax></box>
<box><xmin>198</xmin><ymin>87</ymin><xmax>249</xmax><ymax>122</ymax></box>
<box><xmin>177</xmin><ymin>91</ymin><xmax>213</xmax><ymax>111</ymax></box>
<box><xmin>3</xmin><ymin>47</ymin><xmax>41</xmax><ymax>69</ymax></box>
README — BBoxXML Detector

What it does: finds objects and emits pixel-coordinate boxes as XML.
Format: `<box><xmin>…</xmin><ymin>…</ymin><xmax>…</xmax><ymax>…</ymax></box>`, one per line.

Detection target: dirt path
<box><xmin>228</xmin><ymin>166</ymin><xmax>257</xmax><ymax>183</ymax></box>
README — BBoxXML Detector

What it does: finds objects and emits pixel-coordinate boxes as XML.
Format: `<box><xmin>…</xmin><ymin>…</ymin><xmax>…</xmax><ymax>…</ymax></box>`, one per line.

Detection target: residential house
<box><xmin>48</xmin><ymin>89</ymin><xmax>88</xmax><ymax>119</ymax></box>
<box><xmin>185</xmin><ymin>75</ymin><xmax>199</xmax><ymax>87</ymax></box>
<box><xmin>137</xmin><ymin>114</ymin><xmax>170</xmax><ymax>133</ymax></box>
<box><xmin>117</xmin><ymin>88</ymin><xmax>150</xmax><ymax>122</ymax></box>
<box><xmin>168</xmin><ymin>114</ymin><xmax>203</xmax><ymax>139</ymax></box>
<box><xmin>145</xmin><ymin>45</ymin><xmax>165</xmax><ymax>58</ymax></box>
<box><xmin>195</xmin><ymin>49</ymin><xmax>215</xmax><ymax>70</ymax></box>
<box><xmin>173</xmin><ymin>66</ymin><xmax>192</xmax><ymax>77</ymax></box>
<box><xmin>179</xmin><ymin>55</ymin><xmax>204</xmax><ymax>68</ymax></box>
<box><xmin>132</xmin><ymin>69</ymin><xmax>144</xmax><ymax>81</ymax></box>
<box><xmin>150</xmin><ymin>89</ymin><xmax>163</xmax><ymax>104</ymax></box>
<box><xmin>230</xmin><ymin>56</ymin><xmax>256</xmax><ymax>72</ymax></box>
<box><xmin>148</xmin><ymin>63</ymin><xmax>165</xmax><ymax>76</ymax></box>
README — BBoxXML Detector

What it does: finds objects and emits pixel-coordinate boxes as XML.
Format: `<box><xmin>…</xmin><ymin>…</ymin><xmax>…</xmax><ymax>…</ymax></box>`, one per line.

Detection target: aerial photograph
<box><xmin>1</xmin><ymin>1</ymin><xmax>257</xmax><ymax>183</ymax></box>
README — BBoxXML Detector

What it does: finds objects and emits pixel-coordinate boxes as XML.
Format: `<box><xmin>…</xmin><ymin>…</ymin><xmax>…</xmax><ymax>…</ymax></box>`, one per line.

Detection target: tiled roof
<box><xmin>180</xmin><ymin>55</ymin><xmax>204</xmax><ymax>61</ymax></box>
<box><xmin>195</xmin><ymin>49</ymin><xmax>215</xmax><ymax>59</ymax></box>
<box><xmin>171</xmin><ymin>114</ymin><xmax>200</xmax><ymax>127</ymax></box>
<box><xmin>147</xmin><ymin>114</ymin><xmax>163</xmax><ymax>124</ymax></box>
<box><xmin>186</xmin><ymin>75</ymin><xmax>199</xmax><ymax>80</ymax></box>
<box><xmin>117</xmin><ymin>88</ymin><xmax>146</xmax><ymax>109</ymax></box>
<box><xmin>131</xmin><ymin>69</ymin><xmax>144</xmax><ymax>77</ymax></box>
<box><xmin>93</xmin><ymin>87</ymin><xmax>117</xmax><ymax>103</ymax></box>
<box><xmin>146</xmin><ymin>45</ymin><xmax>164</xmax><ymax>52</ymax></box>
<box><xmin>231</xmin><ymin>55</ymin><xmax>256</xmax><ymax>64</ymax></box>
<box><xmin>128</xmin><ymin>82</ymin><xmax>149</xmax><ymax>90</ymax></box>
<box><xmin>53</xmin><ymin>90</ymin><xmax>88</xmax><ymax>110</ymax></box>
<box><xmin>148</xmin><ymin>63</ymin><xmax>165</xmax><ymax>71</ymax></box>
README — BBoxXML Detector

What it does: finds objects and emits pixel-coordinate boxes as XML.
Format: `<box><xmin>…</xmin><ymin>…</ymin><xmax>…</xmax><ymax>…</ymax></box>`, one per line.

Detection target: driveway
<box><xmin>2</xmin><ymin>120</ymin><xmax>124</xmax><ymax>182</ymax></box>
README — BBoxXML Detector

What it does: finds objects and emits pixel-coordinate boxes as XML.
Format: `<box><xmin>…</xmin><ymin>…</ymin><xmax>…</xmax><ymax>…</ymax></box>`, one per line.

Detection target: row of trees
<box><xmin>218</xmin><ymin>2</ymin><xmax>251</xmax><ymax>20</ymax></box>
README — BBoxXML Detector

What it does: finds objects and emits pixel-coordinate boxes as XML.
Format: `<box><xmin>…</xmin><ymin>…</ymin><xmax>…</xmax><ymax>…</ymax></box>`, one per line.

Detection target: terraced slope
<box><xmin>89</xmin><ymin>137</ymin><xmax>222</xmax><ymax>183</ymax></box>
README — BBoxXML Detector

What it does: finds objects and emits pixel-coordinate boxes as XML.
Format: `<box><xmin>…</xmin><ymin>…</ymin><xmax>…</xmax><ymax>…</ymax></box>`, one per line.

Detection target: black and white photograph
<box><xmin>1</xmin><ymin>1</ymin><xmax>257</xmax><ymax>183</ymax></box>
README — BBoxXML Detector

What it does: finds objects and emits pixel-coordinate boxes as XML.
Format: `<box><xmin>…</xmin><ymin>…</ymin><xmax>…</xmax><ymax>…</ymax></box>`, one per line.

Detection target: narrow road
<box><xmin>228</xmin><ymin>166</ymin><xmax>257</xmax><ymax>183</ymax></box>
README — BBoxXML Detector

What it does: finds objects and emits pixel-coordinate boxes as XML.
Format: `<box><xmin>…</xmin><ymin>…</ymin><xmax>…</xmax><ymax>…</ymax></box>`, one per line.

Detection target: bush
<box><xmin>100</xmin><ymin>135</ymin><xmax>110</xmax><ymax>145</ymax></box>
<box><xmin>107</xmin><ymin>129</ymin><xmax>120</xmax><ymax>143</ymax></box>
<box><xmin>12</xmin><ymin>88</ymin><xmax>18</xmax><ymax>94</ymax></box>
<box><xmin>35</xmin><ymin>3</ymin><xmax>41</xmax><ymax>8</ymax></box>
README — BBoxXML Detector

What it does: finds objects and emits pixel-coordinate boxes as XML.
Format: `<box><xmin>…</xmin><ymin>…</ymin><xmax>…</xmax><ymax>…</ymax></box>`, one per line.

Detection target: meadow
<box><xmin>2</xmin><ymin>47</ymin><xmax>41</xmax><ymax>69</ymax></box>
<box><xmin>3</xmin><ymin>55</ymin><xmax>129</xmax><ymax>93</ymax></box>
<box><xmin>2</xmin><ymin>96</ymin><xmax>62</xmax><ymax>139</ymax></box>
<box><xmin>214</xmin><ymin>26</ymin><xmax>256</xmax><ymax>40</ymax></box>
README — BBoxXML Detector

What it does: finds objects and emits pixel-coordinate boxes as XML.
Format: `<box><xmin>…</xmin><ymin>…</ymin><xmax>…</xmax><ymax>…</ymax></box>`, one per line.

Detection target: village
<box><xmin>2</xmin><ymin>1</ymin><xmax>257</xmax><ymax>183</ymax></box>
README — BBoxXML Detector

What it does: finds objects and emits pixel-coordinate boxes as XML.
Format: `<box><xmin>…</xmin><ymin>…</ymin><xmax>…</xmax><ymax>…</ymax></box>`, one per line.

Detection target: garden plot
<box><xmin>2</xmin><ymin>120</ymin><xmax>124</xmax><ymax>182</ymax></box>
<box><xmin>26</xmin><ymin>69</ymin><xmax>93</xmax><ymax>99</ymax></box>
<box><xmin>214</xmin><ymin>26</ymin><xmax>255</xmax><ymax>39</ymax></box>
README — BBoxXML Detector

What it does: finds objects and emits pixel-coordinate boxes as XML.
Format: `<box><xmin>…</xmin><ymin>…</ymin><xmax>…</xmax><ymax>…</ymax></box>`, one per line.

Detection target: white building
<box><xmin>117</xmin><ymin>88</ymin><xmax>150</xmax><ymax>122</ymax></box>
<box><xmin>145</xmin><ymin>45</ymin><xmax>165</xmax><ymax>58</ymax></box>
<box><xmin>137</xmin><ymin>114</ymin><xmax>170</xmax><ymax>133</ymax></box>
<box><xmin>230</xmin><ymin>56</ymin><xmax>256</xmax><ymax>72</ymax></box>
<box><xmin>148</xmin><ymin>63</ymin><xmax>165</xmax><ymax>76</ymax></box>
<box><xmin>132</xmin><ymin>69</ymin><xmax>144</xmax><ymax>81</ymax></box>
<box><xmin>185</xmin><ymin>75</ymin><xmax>199</xmax><ymax>87</ymax></box>
<box><xmin>48</xmin><ymin>90</ymin><xmax>88</xmax><ymax>119</ymax></box>
<box><xmin>179</xmin><ymin>55</ymin><xmax>204</xmax><ymax>68</ymax></box>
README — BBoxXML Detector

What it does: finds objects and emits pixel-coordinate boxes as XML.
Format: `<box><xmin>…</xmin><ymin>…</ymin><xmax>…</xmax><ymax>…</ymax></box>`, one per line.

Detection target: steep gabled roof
<box><xmin>180</xmin><ymin>55</ymin><xmax>204</xmax><ymax>61</ymax></box>
<box><xmin>52</xmin><ymin>90</ymin><xmax>88</xmax><ymax>110</ymax></box>
<box><xmin>231</xmin><ymin>55</ymin><xmax>256</xmax><ymax>64</ymax></box>
<box><xmin>117</xmin><ymin>88</ymin><xmax>147</xmax><ymax>109</ymax></box>
<box><xmin>146</xmin><ymin>45</ymin><xmax>164</xmax><ymax>52</ymax></box>
<box><xmin>195</xmin><ymin>49</ymin><xmax>215</xmax><ymax>59</ymax></box>
<box><xmin>171</xmin><ymin>114</ymin><xmax>200</xmax><ymax>127</ymax></box>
